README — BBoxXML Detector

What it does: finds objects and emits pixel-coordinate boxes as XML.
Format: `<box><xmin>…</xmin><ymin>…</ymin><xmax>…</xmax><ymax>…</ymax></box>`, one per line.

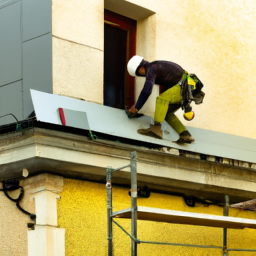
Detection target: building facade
<box><xmin>1</xmin><ymin>0</ymin><xmax>256</xmax><ymax>255</ymax></box>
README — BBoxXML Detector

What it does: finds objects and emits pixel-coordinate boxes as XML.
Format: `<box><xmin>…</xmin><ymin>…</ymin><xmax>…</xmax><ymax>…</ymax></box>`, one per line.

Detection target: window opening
<box><xmin>104</xmin><ymin>10</ymin><xmax>136</xmax><ymax>109</ymax></box>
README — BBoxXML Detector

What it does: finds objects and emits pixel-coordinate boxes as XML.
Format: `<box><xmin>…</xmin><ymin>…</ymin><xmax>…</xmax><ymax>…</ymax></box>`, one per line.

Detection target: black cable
<box><xmin>0</xmin><ymin>113</ymin><xmax>19</xmax><ymax>122</ymax></box>
<box><xmin>1</xmin><ymin>180</ymin><xmax>36</xmax><ymax>220</ymax></box>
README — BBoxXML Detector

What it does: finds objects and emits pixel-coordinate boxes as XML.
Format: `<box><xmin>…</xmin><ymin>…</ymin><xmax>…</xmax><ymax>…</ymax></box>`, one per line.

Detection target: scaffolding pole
<box><xmin>131</xmin><ymin>151</ymin><xmax>138</xmax><ymax>256</ymax></box>
<box><xmin>106</xmin><ymin>166</ymin><xmax>113</xmax><ymax>256</ymax></box>
<box><xmin>223</xmin><ymin>195</ymin><xmax>229</xmax><ymax>256</ymax></box>
<box><xmin>106</xmin><ymin>152</ymin><xmax>137</xmax><ymax>256</ymax></box>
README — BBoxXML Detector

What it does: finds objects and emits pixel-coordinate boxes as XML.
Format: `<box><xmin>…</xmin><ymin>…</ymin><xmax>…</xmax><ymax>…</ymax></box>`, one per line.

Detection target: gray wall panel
<box><xmin>22</xmin><ymin>0</ymin><xmax>51</xmax><ymax>42</ymax></box>
<box><xmin>23</xmin><ymin>33</ymin><xmax>52</xmax><ymax>117</ymax></box>
<box><xmin>0</xmin><ymin>81</ymin><xmax>23</xmax><ymax>125</ymax></box>
<box><xmin>0</xmin><ymin>1</ymin><xmax>22</xmax><ymax>86</ymax></box>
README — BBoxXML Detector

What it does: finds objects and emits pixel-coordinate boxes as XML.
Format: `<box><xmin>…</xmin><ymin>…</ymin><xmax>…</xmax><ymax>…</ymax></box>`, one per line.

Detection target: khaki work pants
<box><xmin>154</xmin><ymin>84</ymin><xmax>187</xmax><ymax>135</ymax></box>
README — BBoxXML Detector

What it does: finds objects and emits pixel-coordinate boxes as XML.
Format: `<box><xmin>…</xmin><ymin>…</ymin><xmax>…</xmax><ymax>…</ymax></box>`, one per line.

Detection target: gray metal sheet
<box><xmin>0</xmin><ymin>81</ymin><xmax>23</xmax><ymax>125</ymax></box>
<box><xmin>23</xmin><ymin>34</ymin><xmax>52</xmax><ymax>117</ymax></box>
<box><xmin>22</xmin><ymin>0</ymin><xmax>51</xmax><ymax>42</ymax></box>
<box><xmin>31</xmin><ymin>89</ymin><xmax>256</xmax><ymax>163</ymax></box>
<box><xmin>112</xmin><ymin>206</ymin><xmax>256</xmax><ymax>229</ymax></box>
<box><xmin>0</xmin><ymin>1</ymin><xmax>22</xmax><ymax>86</ymax></box>
<box><xmin>0</xmin><ymin>0</ymin><xmax>20</xmax><ymax>9</ymax></box>
<box><xmin>62</xmin><ymin>109</ymin><xmax>90</xmax><ymax>130</ymax></box>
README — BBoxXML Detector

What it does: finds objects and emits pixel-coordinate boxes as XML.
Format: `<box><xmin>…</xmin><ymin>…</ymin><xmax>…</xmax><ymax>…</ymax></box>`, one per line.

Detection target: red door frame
<box><xmin>104</xmin><ymin>10</ymin><xmax>137</xmax><ymax>107</ymax></box>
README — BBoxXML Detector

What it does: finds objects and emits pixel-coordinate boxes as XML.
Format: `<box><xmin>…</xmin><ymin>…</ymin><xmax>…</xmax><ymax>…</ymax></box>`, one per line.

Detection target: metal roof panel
<box><xmin>31</xmin><ymin>89</ymin><xmax>256</xmax><ymax>163</ymax></box>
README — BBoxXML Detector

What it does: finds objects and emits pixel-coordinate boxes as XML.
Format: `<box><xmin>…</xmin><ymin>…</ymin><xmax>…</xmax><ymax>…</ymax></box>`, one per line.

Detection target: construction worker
<box><xmin>125</xmin><ymin>55</ymin><xmax>205</xmax><ymax>143</ymax></box>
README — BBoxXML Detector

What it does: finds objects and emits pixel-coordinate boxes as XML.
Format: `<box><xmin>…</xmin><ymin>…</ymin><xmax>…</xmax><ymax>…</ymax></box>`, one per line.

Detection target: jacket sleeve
<box><xmin>135</xmin><ymin>67</ymin><xmax>156</xmax><ymax>111</ymax></box>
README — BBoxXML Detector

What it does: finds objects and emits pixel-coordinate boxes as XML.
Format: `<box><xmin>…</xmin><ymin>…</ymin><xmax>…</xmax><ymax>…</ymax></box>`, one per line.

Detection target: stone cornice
<box><xmin>1</xmin><ymin>128</ymin><xmax>256</xmax><ymax>203</ymax></box>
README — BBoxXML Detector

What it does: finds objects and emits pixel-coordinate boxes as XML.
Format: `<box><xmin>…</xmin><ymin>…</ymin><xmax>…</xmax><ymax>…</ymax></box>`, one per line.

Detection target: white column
<box><xmin>27</xmin><ymin>174</ymin><xmax>65</xmax><ymax>256</ymax></box>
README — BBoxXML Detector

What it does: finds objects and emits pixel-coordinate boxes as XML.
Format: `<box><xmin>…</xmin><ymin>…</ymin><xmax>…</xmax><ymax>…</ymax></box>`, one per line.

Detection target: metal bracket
<box><xmin>27</xmin><ymin>223</ymin><xmax>35</xmax><ymax>230</ymax></box>
<box><xmin>16</xmin><ymin>123</ymin><xmax>22</xmax><ymax>131</ymax></box>
<box><xmin>88</xmin><ymin>130</ymin><xmax>97</xmax><ymax>141</ymax></box>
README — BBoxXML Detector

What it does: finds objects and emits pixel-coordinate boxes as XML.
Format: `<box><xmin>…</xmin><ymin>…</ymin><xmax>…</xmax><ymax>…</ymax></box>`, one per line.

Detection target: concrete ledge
<box><xmin>104</xmin><ymin>0</ymin><xmax>155</xmax><ymax>20</ymax></box>
<box><xmin>1</xmin><ymin>128</ymin><xmax>256</xmax><ymax>203</ymax></box>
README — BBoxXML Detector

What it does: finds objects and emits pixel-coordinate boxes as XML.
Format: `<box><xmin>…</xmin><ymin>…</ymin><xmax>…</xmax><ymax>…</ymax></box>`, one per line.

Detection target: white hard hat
<box><xmin>127</xmin><ymin>55</ymin><xmax>144</xmax><ymax>77</ymax></box>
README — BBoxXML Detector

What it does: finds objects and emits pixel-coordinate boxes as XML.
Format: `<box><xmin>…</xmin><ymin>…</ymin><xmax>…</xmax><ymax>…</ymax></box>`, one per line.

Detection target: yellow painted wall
<box><xmin>58</xmin><ymin>179</ymin><xmax>256</xmax><ymax>255</ymax></box>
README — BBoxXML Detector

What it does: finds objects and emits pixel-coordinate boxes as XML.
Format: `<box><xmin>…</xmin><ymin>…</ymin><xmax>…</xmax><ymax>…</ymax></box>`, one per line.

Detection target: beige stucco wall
<box><xmin>0</xmin><ymin>180</ymin><xmax>36</xmax><ymax>256</ymax></box>
<box><xmin>52</xmin><ymin>37</ymin><xmax>103</xmax><ymax>103</ymax></box>
<box><xmin>0</xmin><ymin>174</ymin><xmax>64</xmax><ymax>256</ymax></box>
<box><xmin>0</xmin><ymin>187</ymin><xmax>29</xmax><ymax>256</ymax></box>
<box><xmin>135</xmin><ymin>14</ymin><xmax>157</xmax><ymax>118</ymax></box>
<box><xmin>132</xmin><ymin>0</ymin><xmax>256</xmax><ymax>139</ymax></box>
<box><xmin>52</xmin><ymin>0</ymin><xmax>104</xmax><ymax>104</ymax></box>
<box><xmin>52</xmin><ymin>0</ymin><xmax>256</xmax><ymax>138</ymax></box>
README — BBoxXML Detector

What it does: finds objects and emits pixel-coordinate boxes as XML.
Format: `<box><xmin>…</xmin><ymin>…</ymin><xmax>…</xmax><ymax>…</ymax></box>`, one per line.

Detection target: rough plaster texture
<box><xmin>129</xmin><ymin>0</ymin><xmax>256</xmax><ymax>138</ymax></box>
<box><xmin>58</xmin><ymin>179</ymin><xmax>256</xmax><ymax>256</ymax></box>
<box><xmin>135</xmin><ymin>14</ymin><xmax>157</xmax><ymax>117</ymax></box>
<box><xmin>52</xmin><ymin>37</ymin><xmax>103</xmax><ymax>104</ymax></box>
<box><xmin>134</xmin><ymin>0</ymin><xmax>256</xmax><ymax>139</ymax></box>
<box><xmin>0</xmin><ymin>174</ymin><xmax>63</xmax><ymax>256</ymax></box>
<box><xmin>52</xmin><ymin>0</ymin><xmax>104</xmax><ymax>50</ymax></box>
<box><xmin>0</xmin><ymin>186</ymin><xmax>29</xmax><ymax>256</ymax></box>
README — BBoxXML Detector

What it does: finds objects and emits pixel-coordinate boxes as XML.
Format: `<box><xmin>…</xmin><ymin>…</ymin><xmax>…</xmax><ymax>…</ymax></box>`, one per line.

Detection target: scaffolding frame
<box><xmin>106</xmin><ymin>151</ymin><xmax>256</xmax><ymax>256</ymax></box>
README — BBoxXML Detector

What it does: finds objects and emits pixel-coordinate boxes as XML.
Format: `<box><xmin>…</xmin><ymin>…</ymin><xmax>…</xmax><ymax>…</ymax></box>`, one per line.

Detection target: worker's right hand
<box><xmin>125</xmin><ymin>106</ymin><xmax>143</xmax><ymax>119</ymax></box>
<box><xmin>128</xmin><ymin>105</ymin><xmax>138</xmax><ymax>114</ymax></box>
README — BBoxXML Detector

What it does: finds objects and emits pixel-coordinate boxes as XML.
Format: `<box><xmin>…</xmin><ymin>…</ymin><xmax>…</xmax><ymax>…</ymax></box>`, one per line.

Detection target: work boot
<box><xmin>137</xmin><ymin>123</ymin><xmax>163</xmax><ymax>139</ymax></box>
<box><xmin>175</xmin><ymin>130</ymin><xmax>194</xmax><ymax>144</ymax></box>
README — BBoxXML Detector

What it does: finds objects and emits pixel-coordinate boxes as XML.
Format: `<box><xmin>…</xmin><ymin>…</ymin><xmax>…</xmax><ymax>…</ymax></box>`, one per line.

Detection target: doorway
<box><xmin>104</xmin><ymin>10</ymin><xmax>136</xmax><ymax>109</ymax></box>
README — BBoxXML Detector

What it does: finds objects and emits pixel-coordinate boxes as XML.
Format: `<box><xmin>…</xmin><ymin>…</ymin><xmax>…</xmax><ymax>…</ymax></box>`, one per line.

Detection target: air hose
<box><xmin>0</xmin><ymin>180</ymin><xmax>36</xmax><ymax>220</ymax></box>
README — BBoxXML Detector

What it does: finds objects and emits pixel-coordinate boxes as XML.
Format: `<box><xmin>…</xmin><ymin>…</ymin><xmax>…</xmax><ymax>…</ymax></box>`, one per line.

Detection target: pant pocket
<box><xmin>154</xmin><ymin>97</ymin><xmax>169</xmax><ymax>123</ymax></box>
<box><xmin>169</xmin><ymin>85</ymin><xmax>181</xmax><ymax>104</ymax></box>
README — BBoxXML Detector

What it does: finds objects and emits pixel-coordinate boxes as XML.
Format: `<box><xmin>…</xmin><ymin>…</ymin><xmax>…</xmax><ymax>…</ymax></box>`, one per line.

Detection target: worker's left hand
<box><xmin>194</xmin><ymin>91</ymin><xmax>205</xmax><ymax>104</ymax></box>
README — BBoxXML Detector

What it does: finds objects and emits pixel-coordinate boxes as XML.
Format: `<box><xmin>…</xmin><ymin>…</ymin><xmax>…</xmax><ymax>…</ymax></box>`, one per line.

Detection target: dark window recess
<box><xmin>104</xmin><ymin>10</ymin><xmax>136</xmax><ymax>109</ymax></box>
<box><xmin>104</xmin><ymin>24</ymin><xmax>127</xmax><ymax>109</ymax></box>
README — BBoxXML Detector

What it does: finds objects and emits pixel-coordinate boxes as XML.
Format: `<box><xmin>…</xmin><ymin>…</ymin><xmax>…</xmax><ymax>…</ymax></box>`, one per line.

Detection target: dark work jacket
<box><xmin>135</xmin><ymin>60</ymin><xmax>184</xmax><ymax>111</ymax></box>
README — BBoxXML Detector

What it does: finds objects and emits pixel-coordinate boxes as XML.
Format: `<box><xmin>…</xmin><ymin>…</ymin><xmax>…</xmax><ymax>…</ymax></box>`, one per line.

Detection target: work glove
<box><xmin>125</xmin><ymin>106</ymin><xmax>144</xmax><ymax>119</ymax></box>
